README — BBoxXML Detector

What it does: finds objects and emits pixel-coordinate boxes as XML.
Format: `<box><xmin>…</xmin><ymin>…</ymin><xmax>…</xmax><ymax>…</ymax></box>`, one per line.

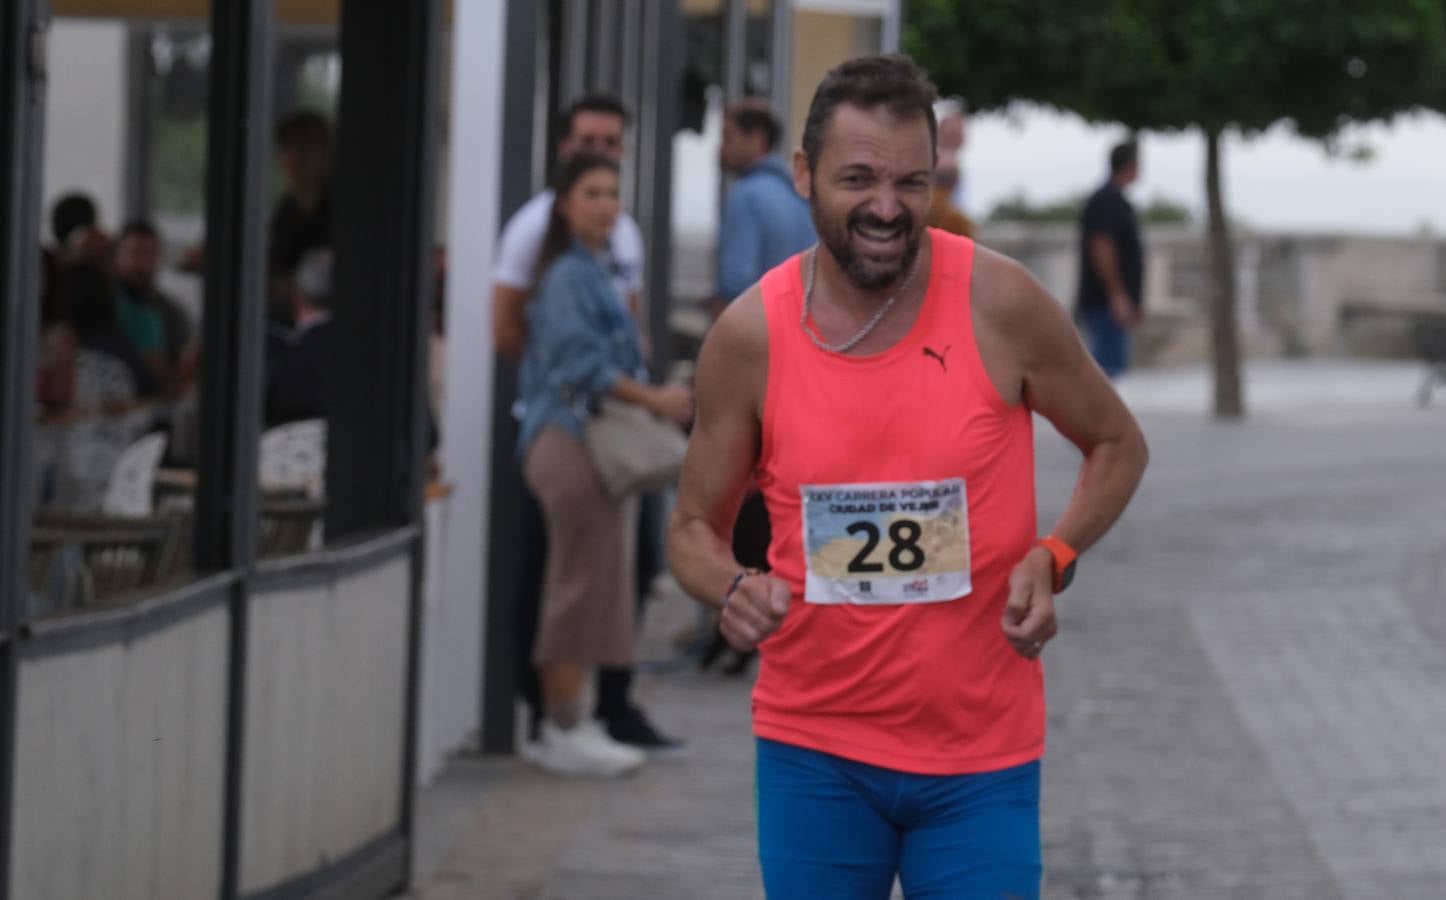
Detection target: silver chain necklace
<box><xmin>800</xmin><ymin>245</ymin><xmax>921</xmax><ymax>355</ymax></box>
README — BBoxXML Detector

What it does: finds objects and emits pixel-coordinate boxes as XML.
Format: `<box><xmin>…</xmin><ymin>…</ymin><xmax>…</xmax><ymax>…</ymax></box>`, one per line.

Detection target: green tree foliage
<box><xmin>907</xmin><ymin>0</ymin><xmax>1446</xmax><ymax>416</ymax></box>
<box><xmin>988</xmin><ymin>191</ymin><xmax>1193</xmax><ymax>225</ymax></box>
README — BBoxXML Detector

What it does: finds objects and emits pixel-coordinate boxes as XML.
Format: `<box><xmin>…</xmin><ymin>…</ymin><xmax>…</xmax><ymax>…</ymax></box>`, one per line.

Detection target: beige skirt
<box><xmin>523</xmin><ymin>426</ymin><xmax>639</xmax><ymax>667</ymax></box>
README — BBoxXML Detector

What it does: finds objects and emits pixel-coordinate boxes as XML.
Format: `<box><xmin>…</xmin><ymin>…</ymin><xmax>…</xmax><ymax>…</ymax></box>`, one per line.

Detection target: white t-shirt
<box><xmin>493</xmin><ymin>189</ymin><xmax>646</xmax><ymax>301</ymax></box>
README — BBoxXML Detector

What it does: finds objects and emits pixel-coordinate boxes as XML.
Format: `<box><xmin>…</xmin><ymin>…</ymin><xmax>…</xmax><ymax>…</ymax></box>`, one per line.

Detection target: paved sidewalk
<box><xmin>410</xmin><ymin>362</ymin><xmax>1446</xmax><ymax>900</ymax></box>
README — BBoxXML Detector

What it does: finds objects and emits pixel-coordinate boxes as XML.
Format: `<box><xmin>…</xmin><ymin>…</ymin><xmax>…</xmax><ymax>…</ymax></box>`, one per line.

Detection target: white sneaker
<box><xmin>531</xmin><ymin>720</ymin><xmax>646</xmax><ymax>777</ymax></box>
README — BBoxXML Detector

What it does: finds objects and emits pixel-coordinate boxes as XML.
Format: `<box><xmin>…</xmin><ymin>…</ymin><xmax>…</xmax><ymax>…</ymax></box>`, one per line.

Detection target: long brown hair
<box><xmin>533</xmin><ymin>152</ymin><xmax>620</xmax><ymax>283</ymax></box>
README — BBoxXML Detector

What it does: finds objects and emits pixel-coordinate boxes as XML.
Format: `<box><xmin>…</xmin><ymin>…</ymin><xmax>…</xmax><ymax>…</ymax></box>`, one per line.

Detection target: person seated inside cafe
<box><xmin>263</xmin><ymin>247</ymin><xmax>440</xmax><ymax>454</ymax></box>
<box><xmin>113</xmin><ymin>220</ymin><xmax>199</xmax><ymax>398</ymax></box>
<box><xmin>265</xmin><ymin>247</ymin><xmax>333</xmax><ymax>428</ymax></box>
<box><xmin>61</xmin><ymin>262</ymin><xmax>160</xmax><ymax>401</ymax></box>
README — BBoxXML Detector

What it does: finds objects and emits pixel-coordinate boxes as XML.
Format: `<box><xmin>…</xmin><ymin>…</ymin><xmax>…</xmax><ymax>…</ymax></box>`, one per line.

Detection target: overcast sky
<box><xmin>961</xmin><ymin>104</ymin><xmax>1446</xmax><ymax>236</ymax></box>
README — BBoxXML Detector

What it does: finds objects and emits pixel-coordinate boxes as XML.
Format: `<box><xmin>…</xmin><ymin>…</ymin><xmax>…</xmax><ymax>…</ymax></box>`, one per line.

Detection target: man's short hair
<box><xmin>118</xmin><ymin>220</ymin><xmax>159</xmax><ymax>244</ymax></box>
<box><xmin>727</xmin><ymin>101</ymin><xmax>782</xmax><ymax>151</ymax></box>
<box><xmin>275</xmin><ymin>110</ymin><xmax>332</xmax><ymax>151</ymax></box>
<box><xmin>51</xmin><ymin>193</ymin><xmax>97</xmax><ymax>246</ymax></box>
<box><xmin>802</xmin><ymin>55</ymin><xmax>939</xmax><ymax>172</ymax></box>
<box><xmin>1110</xmin><ymin>141</ymin><xmax>1139</xmax><ymax>175</ymax></box>
<box><xmin>560</xmin><ymin>94</ymin><xmax>630</xmax><ymax>137</ymax></box>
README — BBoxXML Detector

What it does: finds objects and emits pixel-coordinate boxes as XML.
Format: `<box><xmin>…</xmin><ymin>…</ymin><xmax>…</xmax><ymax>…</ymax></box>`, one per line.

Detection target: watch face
<box><xmin>1059</xmin><ymin>559</ymin><xmax>1077</xmax><ymax>592</ymax></box>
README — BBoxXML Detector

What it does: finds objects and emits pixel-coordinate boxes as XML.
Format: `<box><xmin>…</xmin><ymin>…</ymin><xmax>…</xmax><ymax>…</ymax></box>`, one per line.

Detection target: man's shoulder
<box><xmin>501</xmin><ymin>190</ymin><xmax>554</xmax><ymax>235</ymax></box>
<box><xmin>1081</xmin><ymin>183</ymin><xmax>1127</xmax><ymax>226</ymax></box>
<box><xmin>970</xmin><ymin>245</ymin><xmax>1053</xmax><ymax>331</ymax></box>
<box><xmin>515</xmin><ymin>189</ymin><xmax>556</xmax><ymax>218</ymax></box>
<box><xmin>737</xmin><ymin>167</ymin><xmax>796</xmax><ymax>202</ymax></box>
<box><xmin>612</xmin><ymin>212</ymin><xmax>644</xmax><ymax>252</ymax></box>
<box><xmin>707</xmin><ymin>284</ymin><xmax>769</xmax><ymax>362</ymax></box>
<box><xmin>1083</xmin><ymin>182</ymin><xmax>1115</xmax><ymax>208</ymax></box>
<box><xmin>121</xmin><ymin>292</ymin><xmax>166</xmax><ymax>324</ymax></box>
<box><xmin>495</xmin><ymin>191</ymin><xmax>555</xmax><ymax>288</ymax></box>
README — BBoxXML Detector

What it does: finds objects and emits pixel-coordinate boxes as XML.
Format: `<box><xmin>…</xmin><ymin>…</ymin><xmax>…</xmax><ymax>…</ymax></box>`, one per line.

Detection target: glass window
<box><xmin>252</xmin><ymin>4</ymin><xmax>341</xmax><ymax>559</ymax></box>
<box><xmin>31</xmin><ymin>10</ymin><xmax>212</xmax><ymax>619</ymax></box>
<box><xmin>745</xmin><ymin>0</ymin><xmax>774</xmax><ymax>100</ymax></box>
<box><xmin>25</xmin><ymin>5</ymin><xmax>360</xmax><ymax>614</ymax></box>
<box><xmin>670</xmin><ymin>0</ymin><xmax>727</xmax><ymax>339</ymax></box>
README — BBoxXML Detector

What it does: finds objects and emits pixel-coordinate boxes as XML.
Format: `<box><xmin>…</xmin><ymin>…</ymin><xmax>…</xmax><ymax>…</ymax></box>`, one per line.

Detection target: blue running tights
<box><xmin>756</xmin><ymin>739</ymin><xmax>1042</xmax><ymax>899</ymax></box>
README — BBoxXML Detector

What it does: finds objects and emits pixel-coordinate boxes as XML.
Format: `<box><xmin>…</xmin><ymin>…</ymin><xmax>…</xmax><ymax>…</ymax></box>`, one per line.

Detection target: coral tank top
<box><xmin>752</xmin><ymin>229</ymin><xmax>1044</xmax><ymax>774</ymax></box>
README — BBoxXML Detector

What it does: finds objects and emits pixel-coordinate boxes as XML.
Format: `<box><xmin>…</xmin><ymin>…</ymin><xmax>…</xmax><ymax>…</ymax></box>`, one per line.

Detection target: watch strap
<box><xmin>1036</xmin><ymin>536</ymin><xmax>1078</xmax><ymax>593</ymax></box>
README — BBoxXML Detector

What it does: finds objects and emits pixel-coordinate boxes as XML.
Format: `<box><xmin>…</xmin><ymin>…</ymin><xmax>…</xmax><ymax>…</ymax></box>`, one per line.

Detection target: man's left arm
<box><xmin>980</xmin><ymin>255</ymin><xmax>1150</xmax><ymax>657</ymax></box>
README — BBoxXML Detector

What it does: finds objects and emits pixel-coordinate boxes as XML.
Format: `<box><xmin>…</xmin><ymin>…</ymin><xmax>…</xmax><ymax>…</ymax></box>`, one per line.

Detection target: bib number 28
<box><xmin>846</xmin><ymin>519</ymin><xmax>925</xmax><ymax>573</ymax></box>
<box><xmin>800</xmin><ymin>478</ymin><xmax>970</xmax><ymax>605</ymax></box>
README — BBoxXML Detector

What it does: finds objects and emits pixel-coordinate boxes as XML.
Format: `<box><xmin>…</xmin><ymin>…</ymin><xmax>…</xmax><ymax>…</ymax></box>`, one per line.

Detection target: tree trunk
<box><xmin>1204</xmin><ymin>129</ymin><xmax>1244</xmax><ymax>418</ymax></box>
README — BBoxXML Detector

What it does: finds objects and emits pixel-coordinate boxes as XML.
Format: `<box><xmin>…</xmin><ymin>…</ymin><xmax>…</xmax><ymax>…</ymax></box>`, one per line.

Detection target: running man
<box><xmin>667</xmin><ymin>56</ymin><xmax>1149</xmax><ymax>898</ymax></box>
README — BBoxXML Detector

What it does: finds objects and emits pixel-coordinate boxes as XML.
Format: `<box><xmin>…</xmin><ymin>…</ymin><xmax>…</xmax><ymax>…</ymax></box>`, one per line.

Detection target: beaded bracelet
<box><xmin>721</xmin><ymin>568</ymin><xmax>758</xmax><ymax>610</ymax></box>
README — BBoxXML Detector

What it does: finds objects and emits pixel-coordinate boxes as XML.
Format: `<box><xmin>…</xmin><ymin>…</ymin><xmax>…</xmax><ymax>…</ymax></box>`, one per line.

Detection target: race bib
<box><xmin>800</xmin><ymin>478</ymin><xmax>972</xmax><ymax>605</ymax></box>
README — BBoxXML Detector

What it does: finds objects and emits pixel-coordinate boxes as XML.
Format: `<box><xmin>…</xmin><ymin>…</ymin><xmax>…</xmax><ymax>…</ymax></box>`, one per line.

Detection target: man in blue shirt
<box><xmin>711</xmin><ymin>101</ymin><xmax>816</xmax><ymax>313</ymax></box>
<box><xmin>701</xmin><ymin>101</ymin><xmax>814</xmax><ymax>673</ymax></box>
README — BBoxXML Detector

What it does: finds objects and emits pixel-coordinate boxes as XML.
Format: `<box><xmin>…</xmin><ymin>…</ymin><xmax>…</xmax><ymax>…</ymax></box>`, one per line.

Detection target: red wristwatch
<box><xmin>1035</xmin><ymin>536</ymin><xmax>1078</xmax><ymax>593</ymax></box>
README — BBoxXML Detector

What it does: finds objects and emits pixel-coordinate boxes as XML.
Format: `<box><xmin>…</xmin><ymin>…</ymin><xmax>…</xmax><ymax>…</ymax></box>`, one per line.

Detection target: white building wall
<box><xmin>420</xmin><ymin>0</ymin><xmax>508</xmax><ymax>781</ymax></box>
<box><xmin>240</xmin><ymin>560</ymin><xmax>411</xmax><ymax>895</ymax></box>
<box><xmin>11</xmin><ymin>607</ymin><xmax>229</xmax><ymax>900</ymax></box>
<box><xmin>42</xmin><ymin>20</ymin><xmax>129</xmax><ymax>238</ymax></box>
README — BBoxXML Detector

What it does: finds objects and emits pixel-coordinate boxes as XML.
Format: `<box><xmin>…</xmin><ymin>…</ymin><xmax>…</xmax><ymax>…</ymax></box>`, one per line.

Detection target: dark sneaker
<box><xmin>602</xmin><ymin>705</ymin><xmax>688</xmax><ymax>759</ymax></box>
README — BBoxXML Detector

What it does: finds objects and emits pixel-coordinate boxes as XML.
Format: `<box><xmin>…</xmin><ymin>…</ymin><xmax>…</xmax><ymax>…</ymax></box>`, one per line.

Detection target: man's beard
<box><xmin>810</xmin><ymin>197</ymin><xmax>921</xmax><ymax>291</ymax></box>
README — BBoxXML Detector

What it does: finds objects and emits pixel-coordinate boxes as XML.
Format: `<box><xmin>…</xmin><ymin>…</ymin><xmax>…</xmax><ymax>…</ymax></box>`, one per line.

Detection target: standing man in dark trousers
<box><xmin>492</xmin><ymin>95</ymin><xmax>684</xmax><ymax>758</ymax></box>
<box><xmin>1078</xmin><ymin>141</ymin><xmax>1144</xmax><ymax>377</ymax></box>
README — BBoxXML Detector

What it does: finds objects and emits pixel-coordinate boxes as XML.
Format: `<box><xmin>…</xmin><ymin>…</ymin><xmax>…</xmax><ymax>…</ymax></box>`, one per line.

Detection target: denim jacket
<box><xmin>517</xmin><ymin>241</ymin><xmax>647</xmax><ymax>458</ymax></box>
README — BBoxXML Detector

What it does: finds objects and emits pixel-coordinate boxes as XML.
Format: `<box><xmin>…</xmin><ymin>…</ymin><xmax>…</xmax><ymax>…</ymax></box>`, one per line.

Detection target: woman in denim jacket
<box><xmin>517</xmin><ymin>153</ymin><xmax>693</xmax><ymax>777</ymax></box>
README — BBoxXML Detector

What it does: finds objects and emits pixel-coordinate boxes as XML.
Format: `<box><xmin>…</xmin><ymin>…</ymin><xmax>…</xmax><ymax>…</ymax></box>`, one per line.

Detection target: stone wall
<box><xmin>976</xmin><ymin>223</ymin><xmax>1446</xmax><ymax>365</ymax></box>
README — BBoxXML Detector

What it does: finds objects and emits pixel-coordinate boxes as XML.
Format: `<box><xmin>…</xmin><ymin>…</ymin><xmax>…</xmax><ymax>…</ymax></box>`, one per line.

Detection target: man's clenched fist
<box><xmin>721</xmin><ymin>574</ymin><xmax>791</xmax><ymax>652</ymax></box>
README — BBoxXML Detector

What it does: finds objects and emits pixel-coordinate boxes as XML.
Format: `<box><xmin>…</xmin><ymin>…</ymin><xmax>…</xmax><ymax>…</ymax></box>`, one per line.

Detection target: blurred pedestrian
<box><xmin>927</xmin><ymin>165</ymin><xmax>976</xmax><ymax>238</ymax></box>
<box><xmin>493</xmin><ymin>94</ymin><xmax>684</xmax><ymax>758</ymax></box>
<box><xmin>269</xmin><ymin>111</ymin><xmax>334</xmax><ymax>324</ymax></box>
<box><xmin>710</xmin><ymin>100</ymin><xmax>816</xmax><ymax>315</ymax></box>
<box><xmin>517</xmin><ymin>152</ymin><xmax>693</xmax><ymax>777</ymax></box>
<box><xmin>114</xmin><ymin>221</ymin><xmax>197</xmax><ymax>397</ymax></box>
<box><xmin>1077</xmin><ymin>140</ymin><xmax>1145</xmax><ymax>377</ymax></box>
<box><xmin>264</xmin><ymin>248</ymin><xmax>333</xmax><ymax>428</ymax></box>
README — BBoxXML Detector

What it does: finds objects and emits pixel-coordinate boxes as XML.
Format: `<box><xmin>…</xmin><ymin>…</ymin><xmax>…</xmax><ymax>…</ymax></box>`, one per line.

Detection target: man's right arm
<box><xmin>492</xmin><ymin>283</ymin><xmax>529</xmax><ymax>359</ymax></box>
<box><xmin>667</xmin><ymin>287</ymin><xmax>790</xmax><ymax>648</ymax></box>
<box><xmin>1086</xmin><ymin>232</ymin><xmax>1123</xmax><ymax>293</ymax></box>
<box><xmin>667</xmin><ymin>288</ymin><xmax>766</xmax><ymax>606</ymax></box>
<box><xmin>1085</xmin><ymin>201</ymin><xmax>1138</xmax><ymax>328</ymax></box>
<box><xmin>491</xmin><ymin>201</ymin><xmax>543</xmax><ymax>359</ymax></box>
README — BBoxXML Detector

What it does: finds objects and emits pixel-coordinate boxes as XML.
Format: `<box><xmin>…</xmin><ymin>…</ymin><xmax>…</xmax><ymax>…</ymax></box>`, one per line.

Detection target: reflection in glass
<box><xmin>31</xmin><ymin>14</ymin><xmax>212</xmax><ymax>618</ymax></box>
<box><xmin>255</xmin><ymin>6</ymin><xmax>341</xmax><ymax>559</ymax></box>
<box><xmin>745</xmin><ymin>0</ymin><xmax>773</xmax><ymax>99</ymax></box>
<box><xmin>672</xmin><ymin>1</ymin><xmax>727</xmax><ymax>320</ymax></box>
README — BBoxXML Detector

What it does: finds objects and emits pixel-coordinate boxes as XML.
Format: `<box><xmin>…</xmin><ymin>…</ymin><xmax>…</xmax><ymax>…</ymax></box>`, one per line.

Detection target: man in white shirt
<box><xmin>492</xmin><ymin>96</ymin><xmax>645</xmax><ymax>356</ymax></box>
<box><xmin>492</xmin><ymin>94</ymin><xmax>684</xmax><ymax>758</ymax></box>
